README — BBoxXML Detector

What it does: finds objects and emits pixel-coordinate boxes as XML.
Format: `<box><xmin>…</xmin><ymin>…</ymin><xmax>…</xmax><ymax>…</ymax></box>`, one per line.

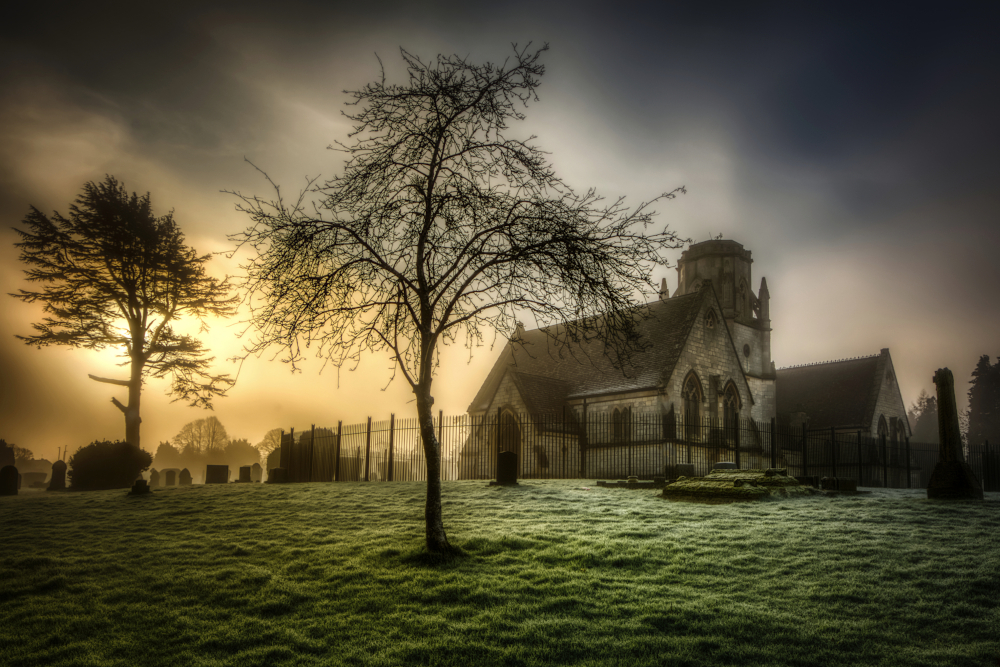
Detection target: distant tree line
<box><xmin>908</xmin><ymin>355</ymin><xmax>1000</xmax><ymax>451</ymax></box>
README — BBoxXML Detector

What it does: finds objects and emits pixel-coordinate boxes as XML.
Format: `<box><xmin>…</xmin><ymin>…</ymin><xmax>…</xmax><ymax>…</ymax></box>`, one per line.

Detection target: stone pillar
<box><xmin>47</xmin><ymin>460</ymin><xmax>67</xmax><ymax>491</ymax></box>
<box><xmin>0</xmin><ymin>465</ymin><xmax>18</xmax><ymax>496</ymax></box>
<box><xmin>927</xmin><ymin>368</ymin><xmax>984</xmax><ymax>500</ymax></box>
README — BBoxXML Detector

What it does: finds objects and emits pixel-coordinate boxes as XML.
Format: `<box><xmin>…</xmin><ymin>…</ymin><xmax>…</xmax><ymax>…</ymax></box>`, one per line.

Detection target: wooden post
<box><xmin>364</xmin><ymin>417</ymin><xmax>372</xmax><ymax>482</ymax></box>
<box><xmin>279</xmin><ymin>430</ymin><xmax>287</xmax><ymax>469</ymax></box>
<box><xmin>770</xmin><ymin>418</ymin><xmax>777</xmax><ymax>469</ymax></box>
<box><xmin>387</xmin><ymin>413</ymin><xmax>395</xmax><ymax>482</ymax></box>
<box><xmin>334</xmin><ymin>421</ymin><xmax>342</xmax><ymax>482</ymax></box>
<box><xmin>562</xmin><ymin>406</ymin><xmax>568</xmax><ymax>479</ymax></box>
<box><xmin>495</xmin><ymin>407</ymin><xmax>502</xmax><ymax>479</ymax></box>
<box><xmin>830</xmin><ymin>426</ymin><xmax>838</xmax><ymax>479</ymax></box>
<box><xmin>309</xmin><ymin>424</ymin><xmax>316</xmax><ymax>483</ymax></box>
<box><xmin>289</xmin><ymin>427</ymin><xmax>295</xmax><ymax>482</ymax></box>
<box><xmin>580</xmin><ymin>400</ymin><xmax>588</xmax><ymax>478</ymax></box>
<box><xmin>734</xmin><ymin>418</ymin><xmax>742</xmax><ymax>469</ymax></box>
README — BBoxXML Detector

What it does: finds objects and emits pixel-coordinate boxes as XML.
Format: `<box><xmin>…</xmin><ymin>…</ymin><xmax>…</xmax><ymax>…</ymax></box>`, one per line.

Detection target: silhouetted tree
<box><xmin>10</xmin><ymin>176</ymin><xmax>237</xmax><ymax>450</ymax></box>
<box><xmin>909</xmin><ymin>389</ymin><xmax>939</xmax><ymax>444</ymax></box>
<box><xmin>224</xmin><ymin>438</ymin><xmax>260</xmax><ymax>468</ymax></box>
<box><xmin>231</xmin><ymin>44</ymin><xmax>686</xmax><ymax>553</ymax></box>
<box><xmin>173</xmin><ymin>416</ymin><xmax>230</xmax><ymax>457</ymax></box>
<box><xmin>255</xmin><ymin>428</ymin><xmax>282</xmax><ymax>462</ymax></box>
<box><xmin>967</xmin><ymin>355</ymin><xmax>1000</xmax><ymax>449</ymax></box>
<box><xmin>152</xmin><ymin>441</ymin><xmax>182</xmax><ymax>469</ymax></box>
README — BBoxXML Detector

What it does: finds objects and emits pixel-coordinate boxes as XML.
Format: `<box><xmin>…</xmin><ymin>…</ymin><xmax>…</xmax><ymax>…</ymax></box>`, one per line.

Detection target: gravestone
<box><xmin>0</xmin><ymin>465</ymin><xmax>18</xmax><ymax>496</ymax></box>
<box><xmin>268</xmin><ymin>467</ymin><xmax>288</xmax><ymax>483</ymax></box>
<box><xmin>205</xmin><ymin>465</ymin><xmax>229</xmax><ymax>484</ymax></box>
<box><xmin>493</xmin><ymin>451</ymin><xmax>518</xmax><ymax>486</ymax></box>
<box><xmin>129</xmin><ymin>479</ymin><xmax>151</xmax><ymax>495</ymax></box>
<box><xmin>149</xmin><ymin>469</ymin><xmax>160</xmax><ymax>488</ymax></box>
<box><xmin>238</xmin><ymin>466</ymin><xmax>252</xmax><ymax>483</ymax></box>
<box><xmin>179</xmin><ymin>468</ymin><xmax>192</xmax><ymax>485</ymax></box>
<box><xmin>164</xmin><ymin>470</ymin><xmax>176</xmax><ymax>487</ymax></box>
<box><xmin>713</xmin><ymin>461</ymin><xmax>737</xmax><ymax>470</ymax></box>
<box><xmin>927</xmin><ymin>368</ymin><xmax>984</xmax><ymax>500</ymax></box>
<box><xmin>48</xmin><ymin>460</ymin><xmax>67</xmax><ymax>491</ymax></box>
<box><xmin>250</xmin><ymin>463</ymin><xmax>262</xmax><ymax>483</ymax></box>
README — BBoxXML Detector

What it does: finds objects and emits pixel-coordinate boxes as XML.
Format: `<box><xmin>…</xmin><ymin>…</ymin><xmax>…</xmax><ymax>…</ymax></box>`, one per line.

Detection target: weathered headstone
<box><xmin>493</xmin><ymin>451</ymin><xmax>518</xmax><ymax>486</ymax></box>
<box><xmin>48</xmin><ymin>460</ymin><xmax>67</xmax><ymax>491</ymax></box>
<box><xmin>238</xmin><ymin>466</ymin><xmax>252</xmax><ymax>483</ymax></box>
<box><xmin>129</xmin><ymin>479</ymin><xmax>151</xmax><ymax>495</ymax></box>
<box><xmin>164</xmin><ymin>470</ymin><xmax>176</xmax><ymax>487</ymax></box>
<box><xmin>713</xmin><ymin>461</ymin><xmax>738</xmax><ymax>470</ymax></box>
<box><xmin>268</xmin><ymin>467</ymin><xmax>288</xmax><ymax>483</ymax></box>
<box><xmin>179</xmin><ymin>468</ymin><xmax>192</xmax><ymax>485</ymax></box>
<box><xmin>928</xmin><ymin>368</ymin><xmax>984</xmax><ymax>500</ymax></box>
<box><xmin>205</xmin><ymin>465</ymin><xmax>229</xmax><ymax>484</ymax></box>
<box><xmin>0</xmin><ymin>465</ymin><xmax>18</xmax><ymax>496</ymax></box>
<box><xmin>149</xmin><ymin>469</ymin><xmax>160</xmax><ymax>488</ymax></box>
<box><xmin>250</xmin><ymin>463</ymin><xmax>262</xmax><ymax>483</ymax></box>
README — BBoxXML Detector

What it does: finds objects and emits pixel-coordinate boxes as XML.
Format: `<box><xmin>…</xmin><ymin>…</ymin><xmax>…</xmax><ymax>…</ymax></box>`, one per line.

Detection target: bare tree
<box><xmin>172</xmin><ymin>415</ymin><xmax>230</xmax><ymax>455</ymax></box>
<box><xmin>230</xmin><ymin>44</ymin><xmax>686</xmax><ymax>554</ymax></box>
<box><xmin>11</xmin><ymin>176</ymin><xmax>237</xmax><ymax>449</ymax></box>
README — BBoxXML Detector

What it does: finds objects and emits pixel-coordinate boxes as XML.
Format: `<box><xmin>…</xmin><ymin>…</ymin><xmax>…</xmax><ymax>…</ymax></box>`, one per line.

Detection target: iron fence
<box><xmin>277</xmin><ymin>411</ymin><xmax>1000</xmax><ymax>490</ymax></box>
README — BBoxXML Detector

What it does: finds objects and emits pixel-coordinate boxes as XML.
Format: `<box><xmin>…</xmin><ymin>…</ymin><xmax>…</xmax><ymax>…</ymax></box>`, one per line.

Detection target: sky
<box><xmin>1</xmin><ymin>1</ymin><xmax>998</xmax><ymax>461</ymax></box>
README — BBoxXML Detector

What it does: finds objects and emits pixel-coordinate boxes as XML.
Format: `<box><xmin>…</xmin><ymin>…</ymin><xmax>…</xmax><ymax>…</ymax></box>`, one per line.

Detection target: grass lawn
<box><xmin>1</xmin><ymin>480</ymin><xmax>997</xmax><ymax>666</ymax></box>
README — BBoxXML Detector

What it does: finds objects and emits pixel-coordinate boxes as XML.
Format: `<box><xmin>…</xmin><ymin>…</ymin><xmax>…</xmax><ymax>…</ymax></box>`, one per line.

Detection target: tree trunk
<box><xmin>415</xmin><ymin>383</ymin><xmax>451</xmax><ymax>554</ymax></box>
<box><xmin>125</xmin><ymin>356</ymin><xmax>142</xmax><ymax>450</ymax></box>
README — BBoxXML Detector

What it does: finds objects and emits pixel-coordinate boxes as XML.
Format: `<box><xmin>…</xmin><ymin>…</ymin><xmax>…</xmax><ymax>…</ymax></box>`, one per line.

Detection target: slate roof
<box><xmin>775</xmin><ymin>353</ymin><xmax>885</xmax><ymax>429</ymax></box>
<box><xmin>468</xmin><ymin>289</ymin><xmax>708</xmax><ymax>413</ymax></box>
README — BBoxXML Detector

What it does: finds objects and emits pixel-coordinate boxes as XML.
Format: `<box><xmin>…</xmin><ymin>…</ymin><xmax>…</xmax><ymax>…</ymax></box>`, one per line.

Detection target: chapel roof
<box><xmin>467</xmin><ymin>289</ymin><xmax>708</xmax><ymax>413</ymax></box>
<box><xmin>775</xmin><ymin>351</ymin><xmax>889</xmax><ymax>430</ymax></box>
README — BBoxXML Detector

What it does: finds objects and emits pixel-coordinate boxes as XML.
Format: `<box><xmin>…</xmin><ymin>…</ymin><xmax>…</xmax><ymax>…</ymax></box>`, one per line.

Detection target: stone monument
<box><xmin>490</xmin><ymin>451</ymin><xmax>518</xmax><ymax>486</ymax></box>
<box><xmin>205</xmin><ymin>465</ymin><xmax>229</xmax><ymax>484</ymax></box>
<box><xmin>48</xmin><ymin>460</ymin><xmax>67</xmax><ymax>491</ymax></box>
<box><xmin>927</xmin><ymin>368</ymin><xmax>984</xmax><ymax>500</ymax></box>
<box><xmin>179</xmin><ymin>468</ymin><xmax>192</xmax><ymax>485</ymax></box>
<box><xmin>238</xmin><ymin>466</ymin><xmax>252</xmax><ymax>483</ymax></box>
<box><xmin>0</xmin><ymin>465</ymin><xmax>18</xmax><ymax>496</ymax></box>
<box><xmin>149</xmin><ymin>469</ymin><xmax>160</xmax><ymax>488</ymax></box>
<box><xmin>129</xmin><ymin>479</ymin><xmax>151</xmax><ymax>495</ymax></box>
<box><xmin>251</xmin><ymin>463</ymin><xmax>262</xmax><ymax>483</ymax></box>
<box><xmin>0</xmin><ymin>440</ymin><xmax>14</xmax><ymax>469</ymax></box>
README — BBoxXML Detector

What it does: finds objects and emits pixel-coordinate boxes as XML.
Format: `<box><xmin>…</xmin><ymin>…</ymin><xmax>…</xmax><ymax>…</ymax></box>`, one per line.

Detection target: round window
<box><xmin>742</xmin><ymin>344</ymin><xmax>750</xmax><ymax>358</ymax></box>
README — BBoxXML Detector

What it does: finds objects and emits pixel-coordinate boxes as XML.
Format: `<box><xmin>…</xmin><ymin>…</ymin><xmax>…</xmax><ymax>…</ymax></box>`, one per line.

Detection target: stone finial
<box><xmin>927</xmin><ymin>368</ymin><xmax>984</xmax><ymax>500</ymax></box>
<box><xmin>659</xmin><ymin>277</ymin><xmax>669</xmax><ymax>300</ymax></box>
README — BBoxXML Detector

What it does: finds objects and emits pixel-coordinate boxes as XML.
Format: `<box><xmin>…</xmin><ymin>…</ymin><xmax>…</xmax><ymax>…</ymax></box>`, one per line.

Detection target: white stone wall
<box><xmin>867</xmin><ymin>358</ymin><xmax>911</xmax><ymax>438</ymax></box>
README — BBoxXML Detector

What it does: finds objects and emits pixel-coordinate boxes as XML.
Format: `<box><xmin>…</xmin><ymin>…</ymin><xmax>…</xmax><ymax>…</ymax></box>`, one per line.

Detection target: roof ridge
<box><xmin>777</xmin><ymin>354</ymin><xmax>879</xmax><ymax>371</ymax></box>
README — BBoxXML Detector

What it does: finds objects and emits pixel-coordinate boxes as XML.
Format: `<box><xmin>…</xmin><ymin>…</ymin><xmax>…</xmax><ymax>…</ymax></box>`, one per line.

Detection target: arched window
<box><xmin>877</xmin><ymin>415</ymin><xmax>888</xmax><ymax>441</ymax></box>
<box><xmin>612</xmin><ymin>407</ymin><xmax>632</xmax><ymax>443</ymax></box>
<box><xmin>683</xmin><ymin>373</ymin><xmax>703</xmax><ymax>442</ymax></box>
<box><xmin>723</xmin><ymin>382</ymin><xmax>741</xmax><ymax>438</ymax></box>
<box><xmin>737</xmin><ymin>280</ymin><xmax>749</xmax><ymax>316</ymax></box>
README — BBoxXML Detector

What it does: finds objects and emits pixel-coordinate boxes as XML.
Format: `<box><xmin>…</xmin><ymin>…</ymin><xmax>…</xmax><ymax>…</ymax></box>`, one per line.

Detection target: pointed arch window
<box><xmin>612</xmin><ymin>407</ymin><xmax>632</xmax><ymax>443</ymax></box>
<box><xmin>723</xmin><ymin>382</ymin><xmax>741</xmax><ymax>439</ymax></box>
<box><xmin>683</xmin><ymin>373</ymin><xmax>703</xmax><ymax>442</ymax></box>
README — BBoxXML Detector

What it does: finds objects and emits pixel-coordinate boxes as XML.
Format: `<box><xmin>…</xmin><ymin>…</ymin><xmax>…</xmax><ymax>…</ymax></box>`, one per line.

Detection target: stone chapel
<box><xmin>467</xmin><ymin>239</ymin><xmax>911</xmax><ymax>441</ymax></box>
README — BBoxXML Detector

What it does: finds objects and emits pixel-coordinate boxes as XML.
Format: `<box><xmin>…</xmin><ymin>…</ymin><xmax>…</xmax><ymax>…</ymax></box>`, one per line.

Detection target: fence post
<box><xmin>830</xmin><ymin>426</ymin><xmax>837</xmax><ymax>479</ymax></box>
<box><xmin>364</xmin><ymin>417</ymin><xmax>372</xmax><ymax>482</ymax></box>
<box><xmin>905</xmin><ymin>436</ymin><xmax>912</xmax><ymax>489</ymax></box>
<box><xmin>438</xmin><ymin>409</ymin><xmax>443</xmax><ymax>446</ymax></box>
<box><xmin>279</xmin><ymin>429</ymin><xmax>287</xmax><ymax>470</ymax></box>
<box><xmin>770</xmin><ymin>417</ymin><xmax>777</xmax><ymax>469</ymax></box>
<box><xmin>580</xmin><ymin>400</ymin><xmax>588</xmax><ymax>478</ymax></box>
<box><xmin>562</xmin><ymin>406</ymin><xmax>568</xmax><ymax>479</ymax></box>
<box><xmin>883</xmin><ymin>433</ymin><xmax>891</xmax><ymax>487</ymax></box>
<box><xmin>309</xmin><ymin>424</ymin><xmax>316</xmax><ymax>483</ymax></box>
<box><xmin>857</xmin><ymin>430</ymin><xmax>863</xmax><ymax>486</ymax></box>
<box><xmin>334</xmin><ymin>421</ymin><xmax>342</xmax><ymax>482</ymax></box>
<box><xmin>387</xmin><ymin>413</ymin><xmax>395</xmax><ymax>482</ymax></box>
<box><xmin>734</xmin><ymin>418</ymin><xmax>742</xmax><ymax>469</ymax></box>
<box><xmin>495</xmin><ymin>407</ymin><xmax>502</xmax><ymax>478</ymax></box>
<box><xmin>289</xmin><ymin>427</ymin><xmax>295</xmax><ymax>482</ymax></box>
<box><xmin>801</xmin><ymin>423</ymin><xmax>808</xmax><ymax>478</ymax></box>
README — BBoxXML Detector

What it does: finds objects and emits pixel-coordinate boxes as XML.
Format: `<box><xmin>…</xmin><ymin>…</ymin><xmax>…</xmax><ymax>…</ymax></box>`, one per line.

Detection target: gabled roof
<box><xmin>468</xmin><ymin>289</ymin><xmax>708</xmax><ymax>413</ymax></box>
<box><xmin>775</xmin><ymin>352</ymin><xmax>886</xmax><ymax>429</ymax></box>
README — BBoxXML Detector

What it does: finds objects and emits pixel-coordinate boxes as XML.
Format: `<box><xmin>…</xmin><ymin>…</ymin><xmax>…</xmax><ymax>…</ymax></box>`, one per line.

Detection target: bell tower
<box><xmin>672</xmin><ymin>239</ymin><xmax>776</xmax><ymax>420</ymax></box>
